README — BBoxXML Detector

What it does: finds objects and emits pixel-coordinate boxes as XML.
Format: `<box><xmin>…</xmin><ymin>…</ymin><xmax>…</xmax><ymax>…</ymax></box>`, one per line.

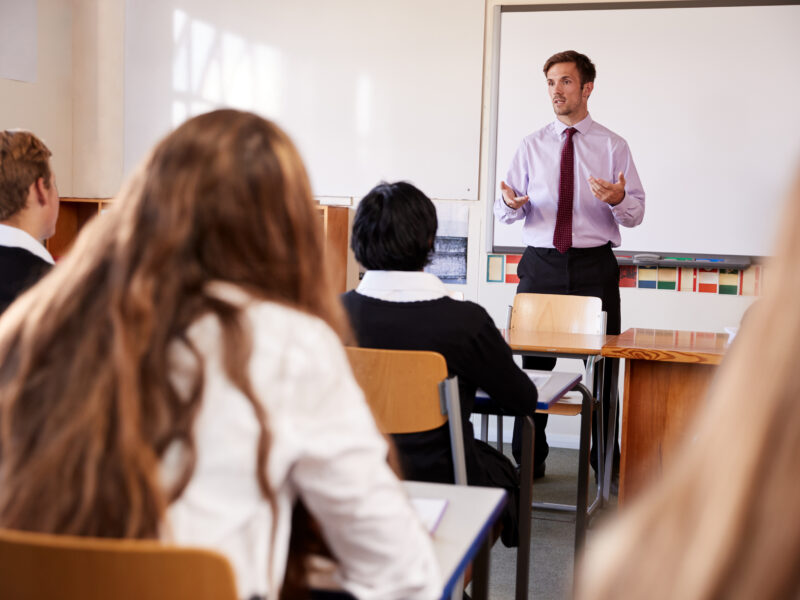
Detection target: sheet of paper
<box><xmin>528</xmin><ymin>373</ymin><xmax>550</xmax><ymax>389</ymax></box>
<box><xmin>410</xmin><ymin>497</ymin><xmax>448</xmax><ymax>534</ymax></box>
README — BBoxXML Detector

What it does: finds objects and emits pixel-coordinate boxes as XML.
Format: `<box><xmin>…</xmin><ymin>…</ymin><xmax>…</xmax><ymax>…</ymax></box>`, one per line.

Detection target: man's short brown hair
<box><xmin>0</xmin><ymin>130</ymin><xmax>53</xmax><ymax>221</ymax></box>
<box><xmin>543</xmin><ymin>50</ymin><xmax>596</xmax><ymax>86</ymax></box>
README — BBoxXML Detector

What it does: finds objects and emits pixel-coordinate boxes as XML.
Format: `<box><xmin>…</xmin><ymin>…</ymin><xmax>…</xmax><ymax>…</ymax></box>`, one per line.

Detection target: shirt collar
<box><xmin>0</xmin><ymin>224</ymin><xmax>55</xmax><ymax>264</ymax></box>
<box><xmin>553</xmin><ymin>113</ymin><xmax>594</xmax><ymax>137</ymax></box>
<box><xmin>356</xmin><ymin>270</ymin><xmax>455</xmax><ymax>302</ymax></box>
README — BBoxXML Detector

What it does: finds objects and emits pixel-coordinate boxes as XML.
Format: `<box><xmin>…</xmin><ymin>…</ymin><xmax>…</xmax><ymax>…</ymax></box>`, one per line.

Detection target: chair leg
<box><xmin>496</xmin><ymin>415</ymin><xmax>504</xmax><ymax>452</ymax></box>
<box><xmin>574</xmin><ymin>384</ymin><xmax>593</xmax><ymax>559</ymax></box>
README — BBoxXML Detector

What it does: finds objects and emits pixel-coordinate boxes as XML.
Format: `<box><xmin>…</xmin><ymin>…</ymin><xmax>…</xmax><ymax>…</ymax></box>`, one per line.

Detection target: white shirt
<box><xmin>0</xmin><ymin>223</ymin><xmax>54</xmax><ymax>264</ymax></box>
<box><xmin>162</xmin><ymin>283</ymin><xmax>440</xmax><ymax>600</ymax></box>
<box><xmin>356</xmin><ymin>271</ymin><xmax>460</xmax><ymax>302</ymax></box>
<box><xmin>494</xmin><ymin>114</ymin><xmax>645</xmax><ymax>249</ymax></box>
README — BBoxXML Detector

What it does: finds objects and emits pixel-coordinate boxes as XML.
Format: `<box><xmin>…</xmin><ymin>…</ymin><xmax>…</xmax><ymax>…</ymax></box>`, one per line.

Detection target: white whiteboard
<box><xmin>491</xmin><ymin>3</ymin><xmax>800</xmax><ymax>257</ymax></box>
<box><xmin>124</xmin><ymin>0</ymin><xmax>484</xmax><ymax>199</ymax></box>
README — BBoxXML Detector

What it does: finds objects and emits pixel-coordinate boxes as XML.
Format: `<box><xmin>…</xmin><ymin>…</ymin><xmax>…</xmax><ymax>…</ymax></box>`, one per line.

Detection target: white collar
<box><xmin>356</xmin><ymin>270</ymin><xmax>458</xmax><ymax>302</ymax></box>
<box><xmin>0</xmin><ymin>224</ymin><xmax>55</xmax><ymax>264</ymax></box>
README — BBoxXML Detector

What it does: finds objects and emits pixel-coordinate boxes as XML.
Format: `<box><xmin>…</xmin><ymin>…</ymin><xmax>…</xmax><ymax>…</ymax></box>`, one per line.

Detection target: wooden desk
<box><xmin>405</xmin><ymin>481</ymin><xmax>506</xmax><ymax>600</ymax></box>
<box><xmin>602</xmin><ymin>328</ymin><xmax>728</xmax><ymax>503</ymax></box>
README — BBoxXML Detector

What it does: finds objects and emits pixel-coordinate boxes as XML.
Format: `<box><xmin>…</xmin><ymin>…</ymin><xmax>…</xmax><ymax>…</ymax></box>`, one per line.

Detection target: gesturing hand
<box><xmin>588</xmin><ymin>172</ymin><xmax>626</xmax><ymax>206</ymax></box>
<box><xmin>500</xmin><ymin>181</ymin><xmax>530</xmax><ymax>210</ymax></box>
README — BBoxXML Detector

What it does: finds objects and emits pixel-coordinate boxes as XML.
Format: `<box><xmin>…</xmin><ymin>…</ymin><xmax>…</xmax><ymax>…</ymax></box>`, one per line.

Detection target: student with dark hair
<box><xmin>0</xmin><ymin>130</ymin><xmax>60</xmax><ymax>314</ymax></box>
<box><xmin>342</xmin><ymin>181</ymin><xmax>543</xmax><ymax>547</ymax></box>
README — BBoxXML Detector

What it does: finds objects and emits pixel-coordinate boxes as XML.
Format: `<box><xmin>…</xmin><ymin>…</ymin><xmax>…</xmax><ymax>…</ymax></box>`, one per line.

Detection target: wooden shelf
<box><xmin>48</xmin><ymin>197</ymin><xmax>108</xmax><ymax>260</ymax></box>
<box><xmin>50</xmin><ymin>199</ymin><xmax>350</xmax><ymax>294</ymax></box>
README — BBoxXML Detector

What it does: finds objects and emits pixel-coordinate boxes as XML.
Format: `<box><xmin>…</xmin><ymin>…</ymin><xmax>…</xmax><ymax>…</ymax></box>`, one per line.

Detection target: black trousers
<box><xmin>511</xmin><ymin>243</ymin><xmax>621</xmax><ymax>474</ymax></box>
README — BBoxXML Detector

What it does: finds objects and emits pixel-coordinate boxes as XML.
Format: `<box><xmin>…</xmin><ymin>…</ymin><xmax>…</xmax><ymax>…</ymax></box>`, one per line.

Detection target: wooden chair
<box><xmin>511</xmin><ymin>293</ymin><xmax>605</xmax><ymax>527</ymax></box>
<box><xmin>0</xmin><ymin>528</ymin><xmax>238</xmax><ymax>600</ymax></box>
<box><xmin>345</xmin><ymin>347</ymin><xmax>466</xmax><ymax>485</ymax></box>
<box><xmin>478</xmin><ymin>293</ymin><xmax>605</xmax><ymax>555</ymax></box>
<box><xmin>346</xmin><ymin>347</ymin><xmax>473</xmax><ymax>600</ymax></box>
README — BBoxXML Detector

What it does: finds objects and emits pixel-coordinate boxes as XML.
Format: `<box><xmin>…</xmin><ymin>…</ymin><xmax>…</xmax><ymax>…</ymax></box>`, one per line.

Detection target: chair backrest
<box><xmin>346</xmin><ymin>347</ymin><xmax>467</xmax><ymax>485</ymax></box>
<box><xmin>0</xmin><ymin>528</ymin><xmax>238</xmax><ymax>600</ymax></box>
<box><xmin>510</xmin><ymin>293</ymin><xmax>605</xmax><ymax>335</ymax></box>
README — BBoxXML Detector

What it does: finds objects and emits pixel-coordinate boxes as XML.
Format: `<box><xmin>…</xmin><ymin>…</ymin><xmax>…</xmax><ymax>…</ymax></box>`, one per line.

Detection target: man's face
<box><xmin>546</xmin><ymin>62</ymin><xmax>592</xmax><ymax>119</ymax></box>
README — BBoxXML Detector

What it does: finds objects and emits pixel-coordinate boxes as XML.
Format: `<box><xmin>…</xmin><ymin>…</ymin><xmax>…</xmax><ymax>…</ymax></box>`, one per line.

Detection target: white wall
<box><xmin>72</xmin><ymin>0</ymin><xmax>125</xmax><ymax>197</ymax></box>
<box><xmin>0</xmin><ymin>0</ymin><xmax>73</xmax><ymax>194</ymax></box>
<box><xmin>3</xmin><ymin>0</ymin><xmax>766</xmax><ymax>448</ymax></box>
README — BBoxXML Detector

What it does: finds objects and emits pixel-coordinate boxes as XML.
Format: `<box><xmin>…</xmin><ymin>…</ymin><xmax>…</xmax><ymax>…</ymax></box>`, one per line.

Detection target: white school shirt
<box><xmin>0</xmin><ymin>223</ymin><xmax>54</xmax><ymax>264</ymax></box>
<box><xmin>162</xmin><ymin>283</ymin><xmax>440</xmax><ymax>600</ymax></box>
<box><xmin>356</xmin><ymin>270</ymin><xmax>459</xmax><ymax>302</ymax></box>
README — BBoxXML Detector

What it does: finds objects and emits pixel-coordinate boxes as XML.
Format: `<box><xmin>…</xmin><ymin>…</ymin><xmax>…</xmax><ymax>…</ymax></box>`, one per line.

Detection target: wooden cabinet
<box><xmin>316</xmin><ymin>204</ymin><xmax>349</xmax><ymax>294</ymax></box>
<box><xmin>49</xmin><ymin>199</ymin><xmax>350</xmax><ymax>293</ymax></box>
<box><xmin>47</xmin><ymin>198</ymin><xmax>109</xmax><ymax>260</ymax></box>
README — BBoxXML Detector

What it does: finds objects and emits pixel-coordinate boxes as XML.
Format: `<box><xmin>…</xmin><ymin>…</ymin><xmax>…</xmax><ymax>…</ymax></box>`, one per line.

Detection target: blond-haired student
<box><xmin>577</xmin><ymin>171</ymin><xmax>800</xmax><ymax>600</ymax></box>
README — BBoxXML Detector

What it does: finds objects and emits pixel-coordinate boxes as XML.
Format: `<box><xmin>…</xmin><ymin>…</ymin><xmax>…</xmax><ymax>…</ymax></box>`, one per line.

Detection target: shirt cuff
<box><xmin>611</xmin><ymin>192</ymin><xmax>636</xmax><ymax>218</ymax></box>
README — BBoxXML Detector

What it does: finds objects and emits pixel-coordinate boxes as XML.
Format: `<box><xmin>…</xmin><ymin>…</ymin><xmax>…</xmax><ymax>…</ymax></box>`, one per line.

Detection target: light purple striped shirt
<box><xmin>494</xmin><ymin>114</ymin><xmax>645</xmax><ymax>249</ymax></box>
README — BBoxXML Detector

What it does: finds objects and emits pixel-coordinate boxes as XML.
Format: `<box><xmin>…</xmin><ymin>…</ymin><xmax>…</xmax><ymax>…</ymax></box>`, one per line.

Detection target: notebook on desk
<box><xmin>524</xmin><ymin>370</ymin><xmax>582</xmax><ymax>410</ymax></box>
<box><xmin>473</xmin><ymin>370</ymin><xmax>580</xmax><ymax>412</ymax></box>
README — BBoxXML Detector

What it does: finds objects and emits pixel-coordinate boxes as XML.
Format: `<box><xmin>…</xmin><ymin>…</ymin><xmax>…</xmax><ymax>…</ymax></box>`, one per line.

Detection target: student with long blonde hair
<box><xmin>577</xmin><ymin>172</ymin><xmax>800</xmax><ymax>600</ymax></box>
<box><xmin>0</xmin><ymin>110</ymin><xmax>439</xmax><ymax>600</ymax></box>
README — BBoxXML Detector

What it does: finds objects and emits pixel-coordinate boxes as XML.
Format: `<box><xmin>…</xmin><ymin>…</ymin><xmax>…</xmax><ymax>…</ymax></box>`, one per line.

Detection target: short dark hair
<box><xmin>0</xmin><ymin>130</ymin><xmax>52</xmax><ymax>221</ymax></box>
<box><xmin>351</xmin><ymin>181</ymin><xmax>437</xmax><ymax>272</ymax></box>
<box><xmin>543</xmin><ymin>50</ymin><xmax>596</xmax><ymax>86</ymax></box>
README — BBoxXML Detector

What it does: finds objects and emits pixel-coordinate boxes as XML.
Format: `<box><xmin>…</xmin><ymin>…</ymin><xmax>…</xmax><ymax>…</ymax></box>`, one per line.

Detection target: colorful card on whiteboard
<box><xmin>505</xmin><ymin>254</ymin><xmax>522</xmax><ymax>284</ymax></box>
<box><xmin>697</xmin><ymin>268</ymin><xmax>719</xmax><ymax>293</ymax></box>
<box><xmin>487</xmin><ymin>254</ymin><xmax>505</xmax><ymax>283</ymax></box>
<box><xmin>637</xmin><ymin>266</ymin><xmax>657</xmax><ymax>289</ymax></box>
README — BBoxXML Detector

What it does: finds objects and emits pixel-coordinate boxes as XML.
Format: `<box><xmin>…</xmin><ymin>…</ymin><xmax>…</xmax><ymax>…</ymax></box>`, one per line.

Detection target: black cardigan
<box><xmin>0</xmin><ymin>245</ymin><xmax>52</xmax><ymax>315</ymax></box>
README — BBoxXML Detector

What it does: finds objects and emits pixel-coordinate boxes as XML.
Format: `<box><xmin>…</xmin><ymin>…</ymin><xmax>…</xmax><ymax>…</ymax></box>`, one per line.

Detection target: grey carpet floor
<box><xmin>472</xmin><ymin>446</ymin><xmax>619</xmax><ymax>600</ymax></box>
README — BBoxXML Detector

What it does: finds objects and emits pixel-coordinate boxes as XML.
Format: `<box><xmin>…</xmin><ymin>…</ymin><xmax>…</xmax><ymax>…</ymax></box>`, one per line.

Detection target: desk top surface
<box><xmin>602</xmin><ymin>327</ymin><xmax>729</xmax><ymax>364</ymax></box>
<box><xmin>504</xmin><ymin>330</ymin><xmax>606</xmax><ymax>355</ymax></box>
<box><xmin>404</xmin><ymin>481</ymin><xmax>506</xmax><ymax>598</ymax></box>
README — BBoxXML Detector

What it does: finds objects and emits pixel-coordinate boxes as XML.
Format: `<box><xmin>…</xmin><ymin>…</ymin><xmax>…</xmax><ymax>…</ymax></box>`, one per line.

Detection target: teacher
<box><xmin>495</xmin><ymin>50</ymin><xmax>645</xmax><ymax>492</ymax></box>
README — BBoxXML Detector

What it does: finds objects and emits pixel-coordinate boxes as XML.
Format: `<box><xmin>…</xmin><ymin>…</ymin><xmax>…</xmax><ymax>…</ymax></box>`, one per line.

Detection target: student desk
<box><xmin>405</xmin><ymin>481</ymin><xmax>506</xmax><ymax>600</ymax></box>
<box><xmin>602</xmin><ymin>328</ymin><xmax>728</xmax><ymax>504</ymax></box>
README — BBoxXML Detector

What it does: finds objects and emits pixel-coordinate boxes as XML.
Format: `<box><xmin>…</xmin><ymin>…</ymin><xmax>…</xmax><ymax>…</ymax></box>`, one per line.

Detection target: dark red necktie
<box><xmin>553</xmin><ymin>127</ymin><xmax>577</xmax><ymax>253</ymax></box>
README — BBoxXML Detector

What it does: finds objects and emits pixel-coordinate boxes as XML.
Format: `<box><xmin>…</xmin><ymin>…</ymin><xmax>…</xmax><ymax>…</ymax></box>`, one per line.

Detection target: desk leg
<box><xmin>602</xmin><ymin>357</ymin><xmax>619</xmax><ymax>505</ymax></box>
<box><xmin>470</xmin><ymin>536</ymin><xmax>491</xmax><ymax>600</ymax></box>
<box><xmin>515</xmin><ymin>415</ymin><xmax>534</xmax><ymax>600</ymax></box>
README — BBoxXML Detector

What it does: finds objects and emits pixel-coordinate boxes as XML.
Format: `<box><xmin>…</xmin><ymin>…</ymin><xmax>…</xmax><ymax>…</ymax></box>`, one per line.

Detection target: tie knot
<box><xmin>565</xmin><ymin>127</ymin><xmax>577</xmax><ymax>138</ymax></box>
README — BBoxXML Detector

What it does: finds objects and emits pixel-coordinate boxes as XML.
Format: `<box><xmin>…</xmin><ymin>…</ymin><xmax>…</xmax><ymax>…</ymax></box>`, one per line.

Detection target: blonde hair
<box><xmin>577</xmin><ymin>172</ymin><xmax>800</xmax><ymax>600</ymax></box>
<box><xmin>0</xmin><ymin>110</ymin><xmax>348</xmax><ymax>539</ymax></box>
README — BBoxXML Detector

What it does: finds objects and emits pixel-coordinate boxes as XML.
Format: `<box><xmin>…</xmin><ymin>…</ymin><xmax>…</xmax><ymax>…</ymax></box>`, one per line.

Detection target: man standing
<box><xmin>0</xmin><ymin>130</ymin><xmax>60</xmax><ymax>314</ymax></box>
<box><xmin>495</xmin><ymin>51</ymin><xmax>645</xmax><ymax>491</ymax></box>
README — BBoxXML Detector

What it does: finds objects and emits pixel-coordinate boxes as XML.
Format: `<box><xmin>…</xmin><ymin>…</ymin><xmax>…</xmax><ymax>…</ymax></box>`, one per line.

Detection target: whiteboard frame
<box><xmin>484</xmin><ymin>0</ymin><xmax>800</xmax><ymax>257</ymax></box>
